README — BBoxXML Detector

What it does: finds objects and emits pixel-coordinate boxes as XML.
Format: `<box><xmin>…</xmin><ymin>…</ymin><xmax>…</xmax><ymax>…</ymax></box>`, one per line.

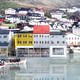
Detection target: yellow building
<box><xmin>15</xmin><ymin>31</ymin><xmax>33</xmax><ymax>49</ymax></box>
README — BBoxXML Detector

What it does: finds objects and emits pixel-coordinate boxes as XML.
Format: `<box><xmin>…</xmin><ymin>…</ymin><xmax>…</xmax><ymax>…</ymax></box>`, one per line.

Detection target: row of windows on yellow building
<box><xmin>15</xmin><ymin>33</ymin><xmax>33</xmax><ymax>48</ymax></box>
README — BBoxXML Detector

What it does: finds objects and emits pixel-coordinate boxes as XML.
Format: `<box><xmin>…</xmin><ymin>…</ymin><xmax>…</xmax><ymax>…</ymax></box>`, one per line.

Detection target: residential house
<box><xmin>72</xmin><ymin>25</ymin><xmax>80</xmax><ymax>36</ymax></box>
<box><xmin>5</xmin><ymin>15</ymin><xmax>20</xmax><ymax>23</ymax></box>
<box><xmin>51</xmin><ymin>12</ymin><xmax>64</xmax><ymax>19</ymax></box>
<box><xmin>0</xmin><ymin>30</ymin><xmax>11</xmax><ymax>57</ymax></box>
<box><xmin>50</xmin><ymin>30</ymin><xmax>67</xmax><ymax>57</ymax></box>
<box><xmin>66</xmin><ymin>32</ymin><xmax>80</xmax><ymax>46</ymax></box>
<box><xmin>0</xmin><ymin>16</ymin><xmax>5</xmax><ymax>23</ymax></box>
<box><xmin>67</xmin><ymin>7</ymin><xmax>79</xmax><ymax>13</ymax></box>
<box><xmin>5</xmin><ymin>8</ymin><xmax>16</xmax><ymax>15</ymax></box>
<box><xmin>18</xmin><ymin>8</ymin><xmax>29</xmax><ymax>14</ymax></box>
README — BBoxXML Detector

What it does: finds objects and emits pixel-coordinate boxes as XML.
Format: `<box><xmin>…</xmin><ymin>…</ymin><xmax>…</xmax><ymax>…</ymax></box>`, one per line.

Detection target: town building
<box><xmin>33</xmin><ymin>25</ymin><xmax>50</xmax><ymax>57</ymax></box>
<box><xmin>50</xmin><ymin>30</ymin><xmax>67</xmax><ymax>57</ymax></box>
<box><xmin>0</xmin><ymin>16</ymin><xmax>5</xmax><ymax>23</ymax></box>
<box><xmin>5</xmin><ymin>8</ymin><xmax>16</xmax><ymax>15</ymax></box>
<box><xmin>66</xmin><ymin>32</ymin><xmax>80</xmax><ymax>46</ymax></box>
<box><xmin>0</xmin><ymin>30</ymin><xmax>11</xmax><ymax>57</ymax></box>
<box><xmin>14</xmin><ymin>31</ymin><xmax>33</xmax><ymax>57</ymax></box>
<box><xmin>5</xmin><ymin>15</ymin><xmax>20</xmax><ymax>23</ymax></box>
<box><xmin>14</xmin><ymin>25</ymin><xmax>67</xmax><ymax>57</ymax></box>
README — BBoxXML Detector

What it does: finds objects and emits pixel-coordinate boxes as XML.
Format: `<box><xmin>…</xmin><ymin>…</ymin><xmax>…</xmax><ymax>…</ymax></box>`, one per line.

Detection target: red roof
<box><xmin>33</xmin><ymin>25</ymin><xmax>50</xmax><ymax>34</ymax></box>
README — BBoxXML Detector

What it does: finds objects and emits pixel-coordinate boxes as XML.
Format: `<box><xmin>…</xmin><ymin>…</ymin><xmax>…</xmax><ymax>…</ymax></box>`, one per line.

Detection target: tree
<box><xmin>45</xmin><ymin>11</ymin><xmax>51</xmax><ymax>18</ymax></box>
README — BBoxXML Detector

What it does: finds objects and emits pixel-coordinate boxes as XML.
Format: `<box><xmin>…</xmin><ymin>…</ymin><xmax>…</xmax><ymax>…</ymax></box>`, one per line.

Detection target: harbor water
<box><xmin>0</xmin><ymin>53</ymin><xmax>80</xmax><ymax>80</ymax></box>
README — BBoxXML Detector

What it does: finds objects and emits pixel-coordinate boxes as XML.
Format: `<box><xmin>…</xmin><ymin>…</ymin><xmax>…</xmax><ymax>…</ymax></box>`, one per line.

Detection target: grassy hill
<box><xmin>0</xmin><ymin>0</ymin><xmax>80</xmax><ymax>9</ymax></box>
<box><xmin>0</xmin><ymin>2</ymin><xmax>19</xmax><ymax>9</ymax></box>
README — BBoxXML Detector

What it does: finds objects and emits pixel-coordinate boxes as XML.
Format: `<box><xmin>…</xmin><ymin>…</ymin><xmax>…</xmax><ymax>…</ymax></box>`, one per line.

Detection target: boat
<box><xmin>73</xmin><ymin>47</ymin><xmax>80</xmax><ymax>53</ymax></box>
<box><xmin>5</xmin><ymin>58</ymin><xmax>27</xmax><ymax>65</ymax></box>
<box><xmin>0</xmin><ymin>60</ymin><xmax>5</xmax><ymax>68</ymax></box>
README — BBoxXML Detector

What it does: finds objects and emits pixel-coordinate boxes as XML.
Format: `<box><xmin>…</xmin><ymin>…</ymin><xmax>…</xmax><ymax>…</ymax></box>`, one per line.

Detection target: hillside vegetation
<box><xmin>0</xmin><ymin>0</ymin><xmax>80</xmax><ymax>9</ymax></box>
<box><xmin>0</xmin><ymin>2</ymin><xmax>19</xmax><ymax>9</ymax></box>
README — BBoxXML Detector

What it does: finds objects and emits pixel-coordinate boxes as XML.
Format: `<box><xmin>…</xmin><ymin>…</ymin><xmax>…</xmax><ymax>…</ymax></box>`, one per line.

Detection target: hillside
<box><xmin>15</xmin><ymin>0</ymin><xmax>80</xmax><ymax>9</ymax></box>
<box><xmin>0</xmin><ymin>0</ymin><xmax>80</xmax><ymax>9</ymax></box>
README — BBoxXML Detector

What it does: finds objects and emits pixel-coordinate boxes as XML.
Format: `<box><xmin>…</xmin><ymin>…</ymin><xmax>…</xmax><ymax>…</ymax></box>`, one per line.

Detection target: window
<box><xmin>39</xmin><ymin>41</ymin><xmax>41</xmax><ymax>44</ymax></box>
<box><xmin>23</xmin><ymin>35</ymin><xmax>27</xmax><ymax>37</ymax></box>
<box><xmin>57</xmin><ymin>41</ymin><xmax>59</xmax><ymax>44</ymax></box>
<box><xmin>42</xmin><ymin>35</ymin><xmax>43</xmax><ymax>37</ymax></box>
<box><xmin>78</xmin><ymin>38</ymin><xmax>79</xmax><ymax>40</ymax></box>
<box><xmin>34</xmin><ymin>35</ymin><xmax>38</xmax><ymax>37</ymax></box>
<box><xmin>42</xmin><ymin>41</ymin><xmax>44</xmax><ymax>44</ymax></box>
<box><xmin>39</xmin><ymin>35</ymin><xmax>41</xmax><ymax>37</ymax></box>
<box><xmin>4</xmin><ymin>36</ymin><xmax>7</xmax><ymax>38</ymax></box>
<box><xmin>62</xmin><ymin>41</ymin><xmax>65</xmax><ymax>44</ymax></box>
<box><xmin>63</xmin><ymin>35</ymin><xmax>64</xmax><ymax>38</ymax></box>
<box><xmin>23</xmin><ymin>41</ymin><xmax>27</xmax><ymax>44</ymax></box>
<box><xmin>29</xmin><ymin>41</ymin><xmax>32</xmax><ymax>44</ymax></box>
<box><xmin>4</xmin><ymin>41</ymin><xmax>7</xmax><ymax>43</ymax></box>
<box><xmin>34</xmin><ymin>41</ymin><xmax>36</xmax><ymax>44</ymax></box>
<box><xmin>45</xmin><ymin>41</ymin><xmax>49</xmax><ymax>44</ymax></box>
<box><xmin>47</xmin><ymin>41</ymin><xmax>49</xmax><ymax>44</ymax></box>
<box><xmin>47</xmin><ymin>35</ymin><xmax>49</xmax><ymax>38</ymax></box>
<box><xmin>18</xmin><ymin>41</ymin><xmax>21</xmax><ymax>44</ymax></box>
<box><xmin>51</xmin><ymin>35</ymin><xmax>54</xmax><ymax>38</ymax></box>
<box><xmin>51</xmin><ymin>41</ymin><xmax>54</xmax><ymax>44</ymax></box>
<box><xmin>29</xmin><ymin>35</ymin><xmax>32</xmax><ymax>38</ymax></box>
<box><xmin>18</xmin><ymin>35</ymin><xmax>21</xmax><ymax>38</ymax></box>
<box><xmin>69</xmin><ymin>38</ymin><xmax>71</xmax><ymax>40</ymax></box>
<box><xmin>34</xmin><ymin>41</ymin><xmax>38</xmax><ymax>44</ymax></box>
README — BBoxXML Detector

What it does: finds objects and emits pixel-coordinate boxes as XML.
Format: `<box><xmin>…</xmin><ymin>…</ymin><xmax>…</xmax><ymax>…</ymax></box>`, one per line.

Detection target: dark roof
<box><xmin>0</xmin><ymin>43</ymin><xmax>9</xmax><ymax>46</ymax></box>
<box><xmin>19</xmin><ymin>8</ymin><xmax>31</xmax><ymax>11</ymax></box>
<box><xmin>0</xmin><ymin>30</ymin><xmax>9</xmax><ymax>34</ymax></box>
<box><xmin>50</xmin><ymin>31</ymin><xmax>65</xmax><ymax>35</ymax></box>
<box><xmin>15</xmin><ymin>31</ymin><xmax>33</xmax><ymax>33</ymax></box>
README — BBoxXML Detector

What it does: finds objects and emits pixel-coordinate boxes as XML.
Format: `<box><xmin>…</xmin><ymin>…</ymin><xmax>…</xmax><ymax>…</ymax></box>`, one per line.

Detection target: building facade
<box><xmin>14</xmin><ymin>31</ymin><xmax>33</xmax><ymax>57</ymax></box>
<box><xmin>14</xmin><ymin>26</ymin><xmax>67</xmax><ymax>57</ymax></box>
<box><xmin>0</xmin><ymin>30</ymin><xmax>10</xmax><ymax>57</ymax></box>
<box><xmin>50</xmin><ymin>30</ymin><xmax>67</xmax><ymax>57</ymax></box>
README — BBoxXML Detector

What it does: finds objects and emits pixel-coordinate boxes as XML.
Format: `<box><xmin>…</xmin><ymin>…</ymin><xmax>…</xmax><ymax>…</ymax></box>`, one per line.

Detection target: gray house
<box><xmin>0</xmin><ymin>30</ymin><xmax>10</xmax><ymax>57</ymax></box>
<box><xmin>49</xmin><ymin>30</ymin><xmax>67</xmax><ymax>57</ymax></box>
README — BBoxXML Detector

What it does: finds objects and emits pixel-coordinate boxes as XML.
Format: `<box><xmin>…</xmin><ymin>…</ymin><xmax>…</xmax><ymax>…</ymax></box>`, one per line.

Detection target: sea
<box><xmin>0</xmin><ymin>53</ymin><xmax>80</xmax><ymax>80</ymax></box>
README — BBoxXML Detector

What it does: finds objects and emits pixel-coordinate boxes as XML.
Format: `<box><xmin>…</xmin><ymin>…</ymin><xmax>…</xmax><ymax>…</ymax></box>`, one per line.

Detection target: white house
<box><xmin>5</xmin><ymin>8</ymin><xmax>16</xmax><ymax>15</ymax></box>
<box><xmin>33</xmin><ymin>11</ymin><xmax>45</xmax><ymax>16</ymax></box>
<box><xmin>66</xmin><ymin>32</ymin><xmax>80</xmax><ymax>46</ymax></box>
<box><xmin>51</xmin><ymin>12</ymin><xmax>63</xmax><ymax>19</ymax></box>
<box><xmin>50</xmin><ymin>30</ymin><xmax>67</xmax><ymax>57</ymax></box>
<box><xmin>5</xmin><ymin>15</ymin><xmax>20</xmax><ymax>23</ymax></box>
<box><xmin>72</xmin><ymin>26</ymin><xmax>80</xmax><ymax>36</ymax></box>
<box><xmin>18</xmin><ymin>10</ymin><xmax>28</xmax><ymax>14</ymax></box>
<box><xmin>67</xmin><ymin>7</ymin><xmax>79</xmax><ymax>13</ymax></box>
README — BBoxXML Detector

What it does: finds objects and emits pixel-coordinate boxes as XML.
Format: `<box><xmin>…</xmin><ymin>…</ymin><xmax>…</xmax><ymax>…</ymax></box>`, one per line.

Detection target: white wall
<box><xmin>50</xmin><ymin>46</ymin><xmax>67</xmax><ymax>57</ymax></box>
<box><xmin>66</xmin><ymin>33</ymin><xmax>80</xmax><ymax>45</ymax></box>
<box><xmin>5</xmin><ymin>8</ymin><xmax>16</xmax><ymax>15</ymax></box>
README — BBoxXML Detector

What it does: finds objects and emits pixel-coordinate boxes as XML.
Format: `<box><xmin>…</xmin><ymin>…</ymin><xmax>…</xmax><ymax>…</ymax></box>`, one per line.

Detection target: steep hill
<box><xmin>16</xmin><ymin>0</ymin><xmax>80</xmax><ymax>9</ymax></box>
<box><xmin>0</xmin><ymin>0</ymin><xmax>80</xmax><ymax>9</ymax></box>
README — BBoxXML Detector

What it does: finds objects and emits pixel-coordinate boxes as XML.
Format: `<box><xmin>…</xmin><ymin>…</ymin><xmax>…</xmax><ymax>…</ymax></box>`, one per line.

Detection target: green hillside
<box><xmin>0</xmin><ymin>2</ymin><xmax>19</xmax><ymax>9</ymax></box>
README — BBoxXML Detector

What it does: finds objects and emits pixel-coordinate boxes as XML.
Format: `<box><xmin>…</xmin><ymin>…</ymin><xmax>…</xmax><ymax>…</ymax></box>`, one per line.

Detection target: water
<box><xmin>0</xmin><ymin>54</ymin><xmax>80</xmax><ymax>80</ymax></box>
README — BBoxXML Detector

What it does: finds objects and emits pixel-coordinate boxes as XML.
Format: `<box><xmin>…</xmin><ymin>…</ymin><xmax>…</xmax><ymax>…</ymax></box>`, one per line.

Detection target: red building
<box><xmin>33</xmin><ymin>25</ymin><xmax>50</xmax><ymax>34</ymax></box>
<box><xmin>0</xmin><ymin>16</ymin><xmax>5</xmax><ymax>23</ymax></box>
